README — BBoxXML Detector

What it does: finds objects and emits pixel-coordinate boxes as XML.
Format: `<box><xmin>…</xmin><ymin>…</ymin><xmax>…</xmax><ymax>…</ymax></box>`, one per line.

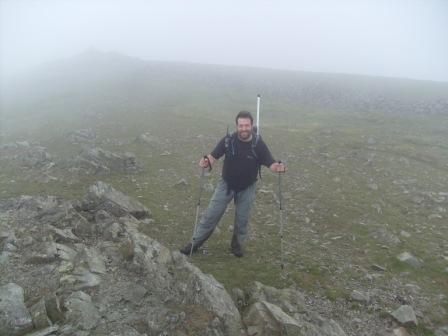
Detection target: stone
<box><xmin>0</xmin><ymin>283</ymin><xmax>33</xmax><ymax>336</ymax></box>
<box><xmin>67</xmin><ymin>129</ymin><xmax>96</xmax><ymax>143</ymax></box>
<box><xmin>54</xmin><ymin>243</ymin><xmax>78</xmax><ymax>262</ymax></box>
<box><xmin>77</xmin><ymin>147</ymin><xmax>140</xmax><ymax>174</ymax></box>
<box><xmin>397</xmin><ymin>252</ymin><xmax>422</xmax><ymax>268</ymax></box>
<box><xmin>103</xmin><ymin>222</ymin><xmax>122</xmax><ymax>241</ymax></box>
<box><xmin>29</xmin><ymin>298</ymin><xmax>51</xmax><ymax>330</ymax></box>
<box><xmin>64</xmin><ymin>291</ymin><xmax>101</xmax><ymax>331</ymax></box>
<box><xmin>0</xmin><ymin>251</ymin><xmax>10</xmax><ymax>264</ymax></box>
<box><xmin>350</xmin><ymin>290</ymin><xmax>370</xmax><ymax>303</ymax></box>
<box><xmin>390</xmin><ymin>305</ymin><xmax>418</xmax><ymax>327</ymax></box>
<box><xmin>174</xmin><ymin>178</ymin><xmax>188</xmax><ymax>188</ymax></box>
<box><xmin>393</xmin><ymin>327</ymin><xmax>411</xmax><ymax>336</ymax></box>
<box><xmin>135</xmin><ymin>132</ymin><xmax>154</xmax><ymax>144</ymax></box>
<box><xmin>400</xmin><ymin>230</ymin><xmax>411</xmax><ymax>238</ymax></box>
<box><xmin>435</xmin><ymin>325</ymin><xmax>448</xmax><ymax>336</ymax></box>
<box><xmin>122</xmin><ymin>284</ymin><xmax>148</xmax><ymax>305</ymax></box>
<box><xmin>48</xmin><ymin>225</ymin><xmax>80</xmax><ymax>243</ymax></box>
<box><xmin>83</xmin><ymin>181</ymin><xmax>151</xmax><ymax>219</ymax></box>
<box><xmin>44</xmin><ymin>294</ymin><xmax>64</xmax><ymax>323</ymax></box>
<box><xmin>83</xmin><ymin>247</ymin><xmax>107</xmax><ymax>274</ymax></box>
<box><xmin>23</xmin><ymin>326</ymin><xmax>59</xmax><ymax>336</ymax></box>
<box><xmin>60</xmin><ymin>267</ymin><xmax>102</xmax><ymax>290</ymax></box>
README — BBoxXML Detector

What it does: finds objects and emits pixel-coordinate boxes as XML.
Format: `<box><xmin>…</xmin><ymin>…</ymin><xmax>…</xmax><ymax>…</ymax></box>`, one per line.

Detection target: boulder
<box><xmin>64</xmin><ymin>291</ymin><xmax>101</xmax><ymax>331</ymax></box>
<box><xmin>29</xmin><ymin>298</ymin><xmax>51</xmax><ymax>330</ymax></box>
<box><xmin>390</xmin><ymin>305</ymin><xmax>418</xmax><ymax>327</ymax></box>
<box><xmin>397</xmin><ymin>252</ymin><xmax>422</xmax><ymax>268</ymax></box>
<box><xmin>83</xmin><ymin>181</ymin><xmax>151</xmax><ymax>219</ymax></box>
<box><xmin>0</xmin><ymin>283</ymin><xmax>33</xmax><ymax>336</ymax></box>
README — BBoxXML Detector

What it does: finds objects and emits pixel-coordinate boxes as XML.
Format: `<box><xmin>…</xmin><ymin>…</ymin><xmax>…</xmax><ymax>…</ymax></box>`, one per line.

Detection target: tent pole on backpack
<box><xmin>190</xmin><ymin>155</ymin><xmax>211</xmax><ymax>256</ymax></box>
<box><xmin>256</xmin><ymin>94</ymin><xmax>261</xmax><ymax>136</ymax></box>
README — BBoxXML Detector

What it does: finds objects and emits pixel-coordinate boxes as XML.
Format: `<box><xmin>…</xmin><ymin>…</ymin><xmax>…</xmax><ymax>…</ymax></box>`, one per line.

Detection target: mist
<box><xmin>1</xmin><ymin>0</ymin><xmax>447</xmax><ymax>82</ymax></box>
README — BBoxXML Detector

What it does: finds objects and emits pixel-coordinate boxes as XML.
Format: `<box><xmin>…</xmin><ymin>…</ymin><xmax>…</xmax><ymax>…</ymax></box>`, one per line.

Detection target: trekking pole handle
<box><xmin>203</xmin><ymin>155</ymin><xmax>212</xmax><ymax>172</ymax></box>
<box><xmin>277</xmin><ymin>160</ymin><xmax>286</xmax><ymax>173</ymax></box>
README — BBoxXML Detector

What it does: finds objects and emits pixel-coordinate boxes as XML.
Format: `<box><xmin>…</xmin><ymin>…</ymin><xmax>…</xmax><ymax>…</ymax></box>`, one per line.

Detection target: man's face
<box><xmin>236</xmin><ymin>117</ymin><xmax>252</xmax><ymax>141</ymax></box>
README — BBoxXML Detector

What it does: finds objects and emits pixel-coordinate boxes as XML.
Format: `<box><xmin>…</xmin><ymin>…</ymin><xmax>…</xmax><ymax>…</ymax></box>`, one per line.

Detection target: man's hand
<box><xmin>199</xmin><ymin>155</ymin><xmax>215</xmax><ymax>168</ymax></box>
<box><xmin>270</xmin><ymin>161</ymin><xmax>286</xmax><ymax>173</ymax></box>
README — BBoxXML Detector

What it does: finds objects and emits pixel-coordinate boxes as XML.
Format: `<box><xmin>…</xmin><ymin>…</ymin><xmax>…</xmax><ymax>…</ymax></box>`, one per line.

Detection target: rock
<box><xmin>371</xmin><ymin>264</ymin><xmax>387</xmax><ymax>271</ymax></box>
<box><xmin>67</xmin><ymin>129</ymin><xmax>96</xmax><ymax>143</ymax></box>
<box><xmin>54</xmin><ymin>243</ymin><xmax>78</xmax><ymax>262</ymax></box>
<box><xmin>23</xmin><ymin>326</ymin><xmax>59</xmax><ymax>336</ymax></box>
<box><xmin>390</xmin><ymin>305</ymin><xmax>418</xmax><ymax>327</ymax></box>
<box><xmin>82</xmin><ymin>247</ymin><xmax>107</xmax><ymax>274</ymax></box>
<box><xmin>373</xmin><ymin>228</ymin><xmax>400</xmax><ymax>244</ymax></box>
<box><xmin>350</xmin><ymin>290</ymin><xmax>370</xmax><ymax>303</ymax></box>
<box><xmin>244</xmin><ymin>282</ymin><xmax>346</xmax><ymax>336</ymax></box>
<box><xmin>135</xmin><ymin>132</ymin><xmax>154</xmax><ymax>144</ymax></box>
<box><xmin>231</xmin><ymin>288</ymin><xmax>247</xmax><ymax>309</ymax></box>
<box><xmin>44</xmin><ymin>294</ymin><xmax>64</xmax><ymax>323</ymax></box>
<box><xmin>64</xmin><ymin>291</ymin><xmax>101</xmax><ymax>331</ymax></box>
<box><xmin>435</xmin><ymin>325</ymin><xmax>448</xmax><ymax>336</ymax></box>
<box><xmin>174</xmin><ymin>178</ymin><xmax>188</xmax><ymax>188</ymax></box>
<box><xmin>29</xmin><ymin>298</ymin><xmax>51</xmax><ymax>330</ymax></box>
<box><xmin>244</xmin><ymin>300</ymin><xmax>301</xmax><ymax>335</ymax></box>
<box><xmin>72</xmin><ymin>147</ymin><xmax>140</xmax><ymax>174</ymax></box>
<box><xmin>175</xmin><ymin>259</ymin><xmax>243</xmax><ymax>335</ymax></box>
<box><xmin>368</xmin><ymin>183</ymin><xmax>378</xmax><ymax>190</ymax></box>
<box><xmin>121</xmin><ymin>284</ymin><xmax>148</xmax><ymax>305</ymax></box>
<box><xmin>397</xmin><ymin>252</ymin><xmax>422</xmax><ymax>268</ymax></box>
<box><xmin>83</xmin><ymin>181</ymin><xmax>151</xmax><ymax>219</ymax></box>
<box><xmin>25</xmin><ymin>242</ymin><xmax>58</xmax><ymax>264</ymax></box>
<box><xmin>60</xmin><ymin>267</ymin><xmax>102</xmax><ymax>290</ymax></box>
<box><xmin>400</xmin><ymin>230</ymin><xmax>411</xmax><ymax>238</ymax></box>
<box><xmin>246</xmin><ymin>281</ymin><xmax>307</xmax><ymax>314</ymax></box>
<box><xmin>393</xmin><ymin>327</ymin><xmax>411</xmax><ymax>336</ymax></box>
<box><xmin>48</xmin><ymin>225</ymin><xmax>80</xmax><ymax>243</ymax></box>
<box><xmin>0</xmin><ymin>283</ymin><xmax>33</xmax><ymax>336</ymax></box>
<box><xmin>103</xmin><ymin>222</ymin><xmax>122</xmax><ymax>241</ymax></box>
<box><xmin>0</xmin><ymin>251</ymin><xmax>10</xmax><ymax>264</ymax></box>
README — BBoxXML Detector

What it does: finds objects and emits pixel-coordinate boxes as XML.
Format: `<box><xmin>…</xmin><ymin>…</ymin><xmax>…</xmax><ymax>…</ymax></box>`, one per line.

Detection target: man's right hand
<box><xmin>199</xmin><ymin>155</ymin><xmax>214</xmax><ymax>168</ymax></box>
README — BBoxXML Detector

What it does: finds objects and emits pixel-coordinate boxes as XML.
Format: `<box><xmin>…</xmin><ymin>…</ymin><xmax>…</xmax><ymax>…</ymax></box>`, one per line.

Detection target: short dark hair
<box><xmin>235</xmin><ymin>111</ymin><xmax>253</xmax><ymax>125</ymax></box>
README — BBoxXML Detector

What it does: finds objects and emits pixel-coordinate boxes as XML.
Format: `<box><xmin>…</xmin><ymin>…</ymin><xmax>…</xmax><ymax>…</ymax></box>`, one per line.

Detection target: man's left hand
<box><xmin>270</xmin><ymin>161</ymin><xmax>286</xmax><ymax>173</ymax></box>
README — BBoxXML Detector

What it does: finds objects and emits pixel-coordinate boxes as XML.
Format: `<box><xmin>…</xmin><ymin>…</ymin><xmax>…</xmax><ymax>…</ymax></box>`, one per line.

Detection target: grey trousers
<box><xmin>192</xmin><ymin>177</ymin><xmax>256</xmax><ymax>247</ymax></box>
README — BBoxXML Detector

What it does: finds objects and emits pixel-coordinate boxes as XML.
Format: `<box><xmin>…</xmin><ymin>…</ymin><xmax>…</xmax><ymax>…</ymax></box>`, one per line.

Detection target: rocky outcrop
<box><xmin>0</xmin><ymin>182</ymin><xmax>244</xmax><ymax>335</ymax></box>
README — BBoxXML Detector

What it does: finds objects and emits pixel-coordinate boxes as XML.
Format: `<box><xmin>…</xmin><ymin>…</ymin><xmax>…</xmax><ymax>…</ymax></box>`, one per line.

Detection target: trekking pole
<box><xmin>190</xmin><ymin>155</ymin><xmax>211</xmax><ymax>256</ymax></box>
<box><xmin>277</xmin><ymin>160</ymin><xmax>286</xmax><ymax>270</ymax></box>
<box><xmin>256</xmin><ymin>94</ymin><xmax>261</xmax><ymax>136</ymax></box>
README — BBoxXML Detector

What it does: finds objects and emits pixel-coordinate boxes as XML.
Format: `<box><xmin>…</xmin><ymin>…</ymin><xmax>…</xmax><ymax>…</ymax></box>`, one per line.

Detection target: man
<box><xmin>180</xmin><ymin>111</ymin><xmax>285</xmax><ymax>257</ymax></box>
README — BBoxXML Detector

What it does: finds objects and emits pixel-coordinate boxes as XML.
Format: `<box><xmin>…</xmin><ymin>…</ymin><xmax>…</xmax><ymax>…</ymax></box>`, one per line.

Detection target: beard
<box><xmin>237</xmin><ymin>130</ymin><xmax>252</xmax><ymax>141</ymax></box>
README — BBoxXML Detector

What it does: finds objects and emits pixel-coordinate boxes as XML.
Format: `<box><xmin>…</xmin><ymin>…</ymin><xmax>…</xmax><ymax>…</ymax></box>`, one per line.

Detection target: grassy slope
<box><xmin>1</xmin><ymin>52</ymin><xmax>447</xmax><ymax>330</ymax></box>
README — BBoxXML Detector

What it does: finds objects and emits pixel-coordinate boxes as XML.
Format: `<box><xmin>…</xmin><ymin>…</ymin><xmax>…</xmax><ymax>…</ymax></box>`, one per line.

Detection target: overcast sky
<box><xmin>1</xmin><ymin>0</ymin><xmax>447</xmax><ymax>82</ymax></box>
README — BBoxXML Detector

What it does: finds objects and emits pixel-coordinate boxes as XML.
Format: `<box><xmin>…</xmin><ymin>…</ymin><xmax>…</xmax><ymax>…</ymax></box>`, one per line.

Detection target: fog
<box><xmin>1</xmin><ymin>0</ymin><xmax>447</xmax><ymax>82</ymax></box>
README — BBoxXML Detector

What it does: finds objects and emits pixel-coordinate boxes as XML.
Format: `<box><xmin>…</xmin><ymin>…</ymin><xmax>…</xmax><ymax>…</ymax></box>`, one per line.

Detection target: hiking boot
<box><xmin>231</xmin><ymin>235</ymin><xmax>244</xmax><ymax>258</ymax></box>
<box><xmin>179</xmin><ymin>242</ymin><xmax>198</xmax><ymax>256</ymax></box>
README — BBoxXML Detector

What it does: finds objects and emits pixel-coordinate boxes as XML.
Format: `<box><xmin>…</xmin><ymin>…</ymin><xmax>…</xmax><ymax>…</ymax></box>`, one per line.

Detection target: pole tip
<box><xmin>257</xmin><ymin>94</ymin><xmax>261</xmax><ymax>98</ymax></box>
